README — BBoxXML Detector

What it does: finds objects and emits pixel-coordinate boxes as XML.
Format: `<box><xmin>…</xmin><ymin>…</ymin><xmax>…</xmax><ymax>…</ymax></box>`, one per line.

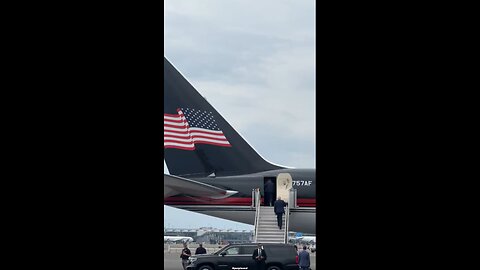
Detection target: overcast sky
<box><xmin>164</xmin><ymin>0</ymin><xmax>315</xmax><ymax>230</ymax></box>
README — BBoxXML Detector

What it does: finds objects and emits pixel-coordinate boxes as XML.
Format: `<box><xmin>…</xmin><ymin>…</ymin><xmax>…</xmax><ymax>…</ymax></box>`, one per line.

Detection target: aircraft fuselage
<box><xmin>164</xmin><ymin>168</ymin><xmax>315</xmax><ymax>207</ymax></box>
<box><xmin>164</xmin><ymin>168</ymin><xmax>316</xmax><ymax>233</ymax></box>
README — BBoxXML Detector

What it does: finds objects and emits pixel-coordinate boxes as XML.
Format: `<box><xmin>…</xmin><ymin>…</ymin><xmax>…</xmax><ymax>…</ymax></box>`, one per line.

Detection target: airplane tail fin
<box><xmin>164</xmin><ymin>57</ymin><xmax>283</xmax><ymax>177</ymax></box>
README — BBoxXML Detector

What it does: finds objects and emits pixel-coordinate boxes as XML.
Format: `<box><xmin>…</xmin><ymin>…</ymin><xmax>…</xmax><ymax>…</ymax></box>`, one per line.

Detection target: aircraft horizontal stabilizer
<box><xmin>164</xmin><ymin>174</ymin><xmax>238</xmax><ymax>199</ymax></box>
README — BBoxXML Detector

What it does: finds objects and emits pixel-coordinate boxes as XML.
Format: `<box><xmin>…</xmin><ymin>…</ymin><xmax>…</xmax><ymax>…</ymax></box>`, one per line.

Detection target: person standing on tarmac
<box><xmin>273</xmin><ymin>196</ymin><xmax>288</xmax><ymax>229</ymax></box>
<box><xmin>252</xmin><ymin>243</ymin><xmax>267</xmax><ymax>270</ymax></box>
<box><xmin>180</xmin><ymin>242</ymin><xmax>191</xmax><ymax>270</ymax></box>
<box><xmin>298</xmin><ymin>245</ymin><xmax>310</xmax><ymax>270</ymax></box>
<box><xmin>264</xmin><ymin>179</ymin><xmax>274</xmax><ymax>206</ymax></box>
<box><xmin>195</xmin><ymin>243</ymin><xmax>207</xmax><ymax>255</ymax></box>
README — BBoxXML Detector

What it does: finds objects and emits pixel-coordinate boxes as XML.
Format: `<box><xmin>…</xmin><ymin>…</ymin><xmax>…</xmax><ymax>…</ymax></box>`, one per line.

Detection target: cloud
<box><xmin>165</xmin><ymin>0</ymin><xmax>315</xmax><ymax>170</ymax></box>
<box><xmin>164</xmin><ymin>205</ymin><xmax>253</xmax><ymax>230</ymax></box>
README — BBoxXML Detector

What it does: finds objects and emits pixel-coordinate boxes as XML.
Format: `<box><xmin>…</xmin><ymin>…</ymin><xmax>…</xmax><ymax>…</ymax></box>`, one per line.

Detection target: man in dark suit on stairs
<box><xmin>273</xmin><ymin>196</ymin><xmax>288</xmax><ymax>230</ymax></box>
<box><xmin>264</xmin><ymin>179</ymin><xmax>274</xmax><ymax>206</ymax></box>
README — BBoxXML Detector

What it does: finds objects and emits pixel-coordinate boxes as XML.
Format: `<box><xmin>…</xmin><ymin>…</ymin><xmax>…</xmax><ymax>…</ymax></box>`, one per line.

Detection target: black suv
<box><xmin>186</xmin><ymin>243</ymin><xmax>298</xmax><ymax>270</ymax></box>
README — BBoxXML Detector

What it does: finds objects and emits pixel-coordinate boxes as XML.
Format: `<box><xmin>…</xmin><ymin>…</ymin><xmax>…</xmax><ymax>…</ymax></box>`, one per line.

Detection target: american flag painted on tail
<box><xmin>164</xmin><ymin>108</ymin><xmax>232</xmax><ymax>150</ymax></box>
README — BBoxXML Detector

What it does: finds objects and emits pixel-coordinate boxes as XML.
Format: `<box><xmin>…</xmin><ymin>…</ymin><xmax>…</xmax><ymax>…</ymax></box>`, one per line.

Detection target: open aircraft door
<box><xmin>276</xmin><ymin>173</ymin><xmax>293</xmax><ymax>202</ymax></box>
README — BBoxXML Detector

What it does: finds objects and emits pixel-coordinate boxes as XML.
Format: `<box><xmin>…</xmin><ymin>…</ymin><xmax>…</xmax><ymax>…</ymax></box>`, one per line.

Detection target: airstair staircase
<box><xmin>251</xmin><ymin>188</ymin><xmax>296</xmax><ymax>244</ymax></box>
<box><xmin>255</xmin><ymin>206</ymin><xmax>286</xmax><ymax>243</ymax></box>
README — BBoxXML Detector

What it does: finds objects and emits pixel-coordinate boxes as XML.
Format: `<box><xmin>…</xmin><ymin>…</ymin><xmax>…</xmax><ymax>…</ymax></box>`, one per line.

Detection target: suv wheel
<box><xmin>199</xmin><ymin>265</ymin><xmax>213</xmax><ymax>270</ymax></box>
<box><xmin>267</xmin><ymin>266</ymin><xmax>282</xmax><ymax>270</ymax></box>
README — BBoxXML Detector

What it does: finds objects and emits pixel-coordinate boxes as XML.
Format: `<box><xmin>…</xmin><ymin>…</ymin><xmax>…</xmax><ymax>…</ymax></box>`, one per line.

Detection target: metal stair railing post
<box><xmin>293</xmin><ymin>188</ymin><xmax>298</xmax><ymax>208</ymax></box>
<box><xmin>285</xmin><ymin>189</ymin><xmax>291</xmax><ymax>243</ymax></box>
<box><xmin>251</xmin><ymin>189</ymin><xmax>255</xmax><ymax>208</ymax></box>
<box><xmin>284</xmin><ymin>201</ymin><xmax>289</xmax><ymax>243</ymax></box>
<box><xmin>253</xmin><ymin>188</ymin><xmax>261</xmax><ymax>243</ymax></box>
<box><xmin>285</xmin><ymin>188</ymin><xmax>297</xmax><ymax>243</ymax></box>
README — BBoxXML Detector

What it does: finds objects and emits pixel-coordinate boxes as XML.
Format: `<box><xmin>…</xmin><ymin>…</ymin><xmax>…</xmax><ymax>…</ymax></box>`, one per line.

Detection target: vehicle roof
<box><xmin>226</xmin><ymin>243</ymin><xmax>295</xmax><ymax>247</ymax></box>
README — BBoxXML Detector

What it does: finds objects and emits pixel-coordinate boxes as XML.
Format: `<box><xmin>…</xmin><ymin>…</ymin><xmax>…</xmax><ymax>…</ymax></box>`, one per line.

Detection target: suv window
<box><xmin>224</xmin><ymin>247</ymin><xmax>240</xmax><ymax>255</ymax></box>
<box><xmin>267</xmin><ymin>246</ymin><xmax>296</xmax><ymax>257</ymax></box>
<box><xmin>240</xmin><ymin>246</ymin><xmax>256</xmax><ymax>255</ymax></box>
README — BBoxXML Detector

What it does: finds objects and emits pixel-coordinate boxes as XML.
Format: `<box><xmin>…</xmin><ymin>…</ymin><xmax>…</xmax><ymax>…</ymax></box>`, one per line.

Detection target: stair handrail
<box><xmin>251</xmin><ymin>189</ymin><xmax>255</xmax><ymax>208</ymax></box>
<box><xmin>284</xmin><ymin>198</ymin><xmax>289</xmax><ymax>243</ymax></box>
<box><xmin>253</xmin><ymin>188</ymin><xmax>261</xmax><ymax>243</ymax></box>
<box><xmin>285</xmin><ymin>188</ymin><xmax>296</xmax><ymax>243</ymax></box>
<box><xmin>293</xmin><ymin>188</ymin><xmax>297</xmax><ymax>208</ymax></box>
